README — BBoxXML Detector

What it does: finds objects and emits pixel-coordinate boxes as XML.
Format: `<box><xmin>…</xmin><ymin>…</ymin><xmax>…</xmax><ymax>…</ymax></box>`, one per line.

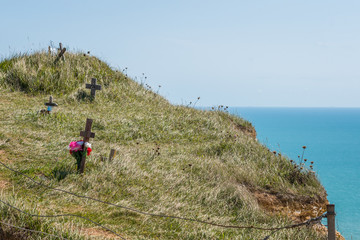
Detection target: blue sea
<box><xmin>229</xmin><ymin>107</ymin><xmax>360</xmax><ymax>240</ymax></box>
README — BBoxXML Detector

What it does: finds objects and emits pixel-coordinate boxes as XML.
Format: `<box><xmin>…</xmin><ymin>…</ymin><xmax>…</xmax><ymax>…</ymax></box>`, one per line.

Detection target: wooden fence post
<box><xmin>327</xmin><ymin>204</ymin><xmax>336</xmax><ymax>240</ymax></box>
<box><xmin>109</xmin><ymin>149</ymin><xmax>117</xmax><ymax>162</ymax></box>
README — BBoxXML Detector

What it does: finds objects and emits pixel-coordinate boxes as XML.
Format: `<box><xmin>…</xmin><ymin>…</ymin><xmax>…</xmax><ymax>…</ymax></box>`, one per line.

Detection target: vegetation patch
<box><xmin>0</xmin><ymin>51</ymin><xmax>327</xmax><ymax>239</ymax></box>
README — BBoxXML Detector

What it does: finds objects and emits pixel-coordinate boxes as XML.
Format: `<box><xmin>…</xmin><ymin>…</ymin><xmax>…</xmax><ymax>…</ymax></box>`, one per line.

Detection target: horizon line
<box><xmin>195</xmin><ymin>106</ymin><xmax>360</xmax><ymax>109</ymax></box>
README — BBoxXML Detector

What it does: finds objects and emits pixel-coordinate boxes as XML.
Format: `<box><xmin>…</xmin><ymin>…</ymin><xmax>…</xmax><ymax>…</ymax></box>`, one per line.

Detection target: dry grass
<box><xmin>0</xmin><ymin>51</ymin><xmax>327</xmax><ymax>239</ymax></box>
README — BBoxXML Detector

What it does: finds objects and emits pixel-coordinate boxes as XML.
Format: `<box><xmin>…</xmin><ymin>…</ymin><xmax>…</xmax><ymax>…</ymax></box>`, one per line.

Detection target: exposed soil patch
<box><xmin>235</xmin><ymin>124</ymin><xmax>257</xmax><ymax>139</ymax></box>
<box><xmin>253</xmin><ymin>190</ymin><xmax>327</xmax><ymax>222</ymax></box>
<box><xmin>81</xmin><ymin>227</ymin><xmax>125</xmax><ymax>239</ymax></box>
<box><xmin>253</xmin><ymin>189</ymin><xmax>345</xmax><ymax>239</ymax></box>
<box><xmin>226</xmin><ymin>115</ymin><xmax>257</xmax><ymax>139</ymax></box>
<box><xmin>0</xmin><ymin>180</ymin><xmax>9</xmax><ymax>189</ymax></box>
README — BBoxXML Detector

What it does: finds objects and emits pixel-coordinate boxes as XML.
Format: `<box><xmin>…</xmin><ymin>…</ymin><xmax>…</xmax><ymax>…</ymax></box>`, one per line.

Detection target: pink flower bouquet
<box><xmin>68</xmin><ymin>140</ymin><xmax>92</xmax><ymax>171</ymax></box>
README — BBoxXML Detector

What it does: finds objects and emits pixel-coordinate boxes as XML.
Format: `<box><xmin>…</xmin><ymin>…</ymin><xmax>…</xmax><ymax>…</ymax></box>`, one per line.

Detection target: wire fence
<box><xmin>0</xmin><ymin>159</ymin><xmax>330</xmax><ymax>239</ymax></box>
<box><xmin>0</xmin><ymin>199</ymin><xmax>126</xmax><ymax>240</ymax></box>
<box><xmin>261</xmin><ymin>214</ymin><xmax>325</xmax><ymax>240</ymax></box>
<box><xmin>0</xmin><ymin>219</ymin><xmax>68</xmax><ymax>240</ymax></box>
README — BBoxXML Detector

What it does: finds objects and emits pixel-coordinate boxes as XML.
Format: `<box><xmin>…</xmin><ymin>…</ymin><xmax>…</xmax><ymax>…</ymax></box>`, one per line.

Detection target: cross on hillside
<box><xmin>80</xmin><ymin>119</ymin><xmax>95</xmax><ymax>142</ymax></box>
<box><xmin>59</xmin><ymin>43</ymin><xmax>65</xmax><ymax>61</ymax></box>
<box><xmin>54</xmin><ymin>43</ymin><xmax>66</xmax><ymax>64</ymax></box>
<box><xmin>44</xmin><ymin>96</ymin><xmax>58</xmax><ymax>112</ymax></box>
<box><xmin>79</xmin><ymin>118</ymin><xmax>95</xmax><ymax>173</ymax></box>
<box><xmin>86</xmin><ymin>78</ymin><xmax>102</xmax><ymax>98</ymax></box>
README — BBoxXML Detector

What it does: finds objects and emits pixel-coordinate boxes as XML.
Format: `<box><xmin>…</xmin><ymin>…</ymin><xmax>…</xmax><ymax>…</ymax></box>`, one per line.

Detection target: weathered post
<box><xmin>44</xmin><ymin>96</ymin><xmax>58</xmax><ymax>113</ymax></box>
<box><xmin>327</xmin><ymin>204</ymin><xmax>336</xmax><ymax>240</ymax></box>
<box><xmin>109</xmin><ymin>149</ymin><xmax>117</xmax><ymax>162</ymax></box>
<box><xmin>79</xmin><ymin>118</ymin><xmax>95</xmax><ymax>173</ymax></box>
<box><xmin>85</xmin><ymin>78</ymin><xmax>102</xmax><ymax>99</ymax></box>
<box><xmin>54</xmin><ymin>47</ymin><xmax>66</xmax><ymax>64</ymax></box>
<box><xmin>59</xmin><ymin>43</ymin><xmax>65</xmax><ymax>61</ymax></box>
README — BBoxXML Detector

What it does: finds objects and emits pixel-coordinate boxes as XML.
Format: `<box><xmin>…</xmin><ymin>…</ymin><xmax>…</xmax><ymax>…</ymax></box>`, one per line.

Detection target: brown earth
<box><xmin>253</xmin><ymin>190</ymin><xmax>328</xmax><ymax>222</ymax></box>
<box><xmin>80</xmin><ymin>227</ymin><xmax>125</xmax><ymax>239</ymax></box>
<box><xmin>226</xmin><ymin>114</ymin><xmax>257</xmax><ymax>139</ymax></box>
<box><xmin>236</xmin><ymin>123</ymin><xmax>257</xmax><ymax>139</ymax></box>
<box><xmin>253</xmin><ymin>189</ymin><xmax>345</xmax><ymax>239</ymax></box>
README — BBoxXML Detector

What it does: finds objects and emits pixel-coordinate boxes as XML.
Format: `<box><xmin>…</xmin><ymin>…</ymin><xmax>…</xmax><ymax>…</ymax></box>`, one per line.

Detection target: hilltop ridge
<box><xmin>0</xmin><ymin>50</ymin><xmax>328</xmax><ymax>239</ymax></box>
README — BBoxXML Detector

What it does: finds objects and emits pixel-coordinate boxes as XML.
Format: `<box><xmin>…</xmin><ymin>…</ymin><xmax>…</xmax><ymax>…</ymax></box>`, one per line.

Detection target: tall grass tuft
<box><xmin>0</xmin><ymin>51</ymin><xmax>126</xmax><ymax>95</ymax></box>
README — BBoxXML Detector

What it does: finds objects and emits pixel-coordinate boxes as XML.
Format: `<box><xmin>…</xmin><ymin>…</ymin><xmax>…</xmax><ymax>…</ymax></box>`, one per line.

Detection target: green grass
<box><xmin>0</xmin><ymin>51</ymin><xmax>327</xmax><ymax>239</ymax></box>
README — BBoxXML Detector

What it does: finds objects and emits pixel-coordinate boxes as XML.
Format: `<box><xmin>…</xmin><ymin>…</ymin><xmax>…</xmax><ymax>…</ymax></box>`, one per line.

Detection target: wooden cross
<box><xmin>59</xmin><ymin>43</ymin><xmax>65</xmax><ymax>61</ymax></box>
<box><xmin>85</xmin><ymin>78</ymin><xmax>102</xmax><ymax>98</ymax></box>
<box><xmin>44</xmin><ymin>96</ymin><xmax>58</xmax><ymax>112</ymax></box>
<box><xmin>79</xmin><ymin>118</ymin><xmax>95</xmax><ymax>173</ymax></box>
<box><xmin>54</xmin><ymin>43</ymin><xmax>66</xmax><ymax>64</ymax></box>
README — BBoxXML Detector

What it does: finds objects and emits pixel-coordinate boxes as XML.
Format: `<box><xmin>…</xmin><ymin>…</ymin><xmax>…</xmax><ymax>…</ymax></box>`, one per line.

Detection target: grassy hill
<box><xmin>0</xmin><ymin>51</ymin><xmax>327</xmax><ymax>239</ymax></box>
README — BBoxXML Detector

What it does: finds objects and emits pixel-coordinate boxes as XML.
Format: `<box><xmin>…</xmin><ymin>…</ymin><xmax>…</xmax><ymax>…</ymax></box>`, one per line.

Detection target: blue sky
<box><xmin>1</xmin><ymin>0</ymin><xmax>360</xmax><ymax>107</ymax></box>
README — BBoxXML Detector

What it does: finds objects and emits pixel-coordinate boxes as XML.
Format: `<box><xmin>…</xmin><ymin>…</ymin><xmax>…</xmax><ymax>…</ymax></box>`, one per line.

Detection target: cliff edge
<box><xmin>0</xmin><ymin>51</ymin><xmax>332</xmax><ymax>239</ymax></box>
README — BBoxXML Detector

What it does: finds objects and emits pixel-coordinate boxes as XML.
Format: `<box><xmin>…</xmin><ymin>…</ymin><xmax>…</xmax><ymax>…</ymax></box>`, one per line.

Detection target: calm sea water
<box><xmin>229</xmin><ymin>107</ymin><xmax>360</xmax><ymax>240</ymax></box>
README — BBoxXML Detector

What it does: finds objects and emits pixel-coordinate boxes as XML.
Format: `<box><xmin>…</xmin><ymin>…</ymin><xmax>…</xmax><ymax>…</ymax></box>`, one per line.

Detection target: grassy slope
<box><xmin>0</xmin><ymin>51</ymin><xmax>326</xmax><ymax>239</ymax></box>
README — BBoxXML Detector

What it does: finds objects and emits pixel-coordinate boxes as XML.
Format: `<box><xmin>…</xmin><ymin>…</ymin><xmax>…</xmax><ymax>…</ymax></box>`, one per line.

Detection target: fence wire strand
<box><xmin>0</xmin><ymin>220</ymin><xmax>68</xmax><ymax>240</ymax></box>
<box><xmin>0</xmin><ymin>199</ymin><xmax>126</xmax><ymax>240</ymax></box>
<box><xmin>262</xmin><ymin>214</ymin><xmax>325</xmax><ymax>239</ymax></box>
